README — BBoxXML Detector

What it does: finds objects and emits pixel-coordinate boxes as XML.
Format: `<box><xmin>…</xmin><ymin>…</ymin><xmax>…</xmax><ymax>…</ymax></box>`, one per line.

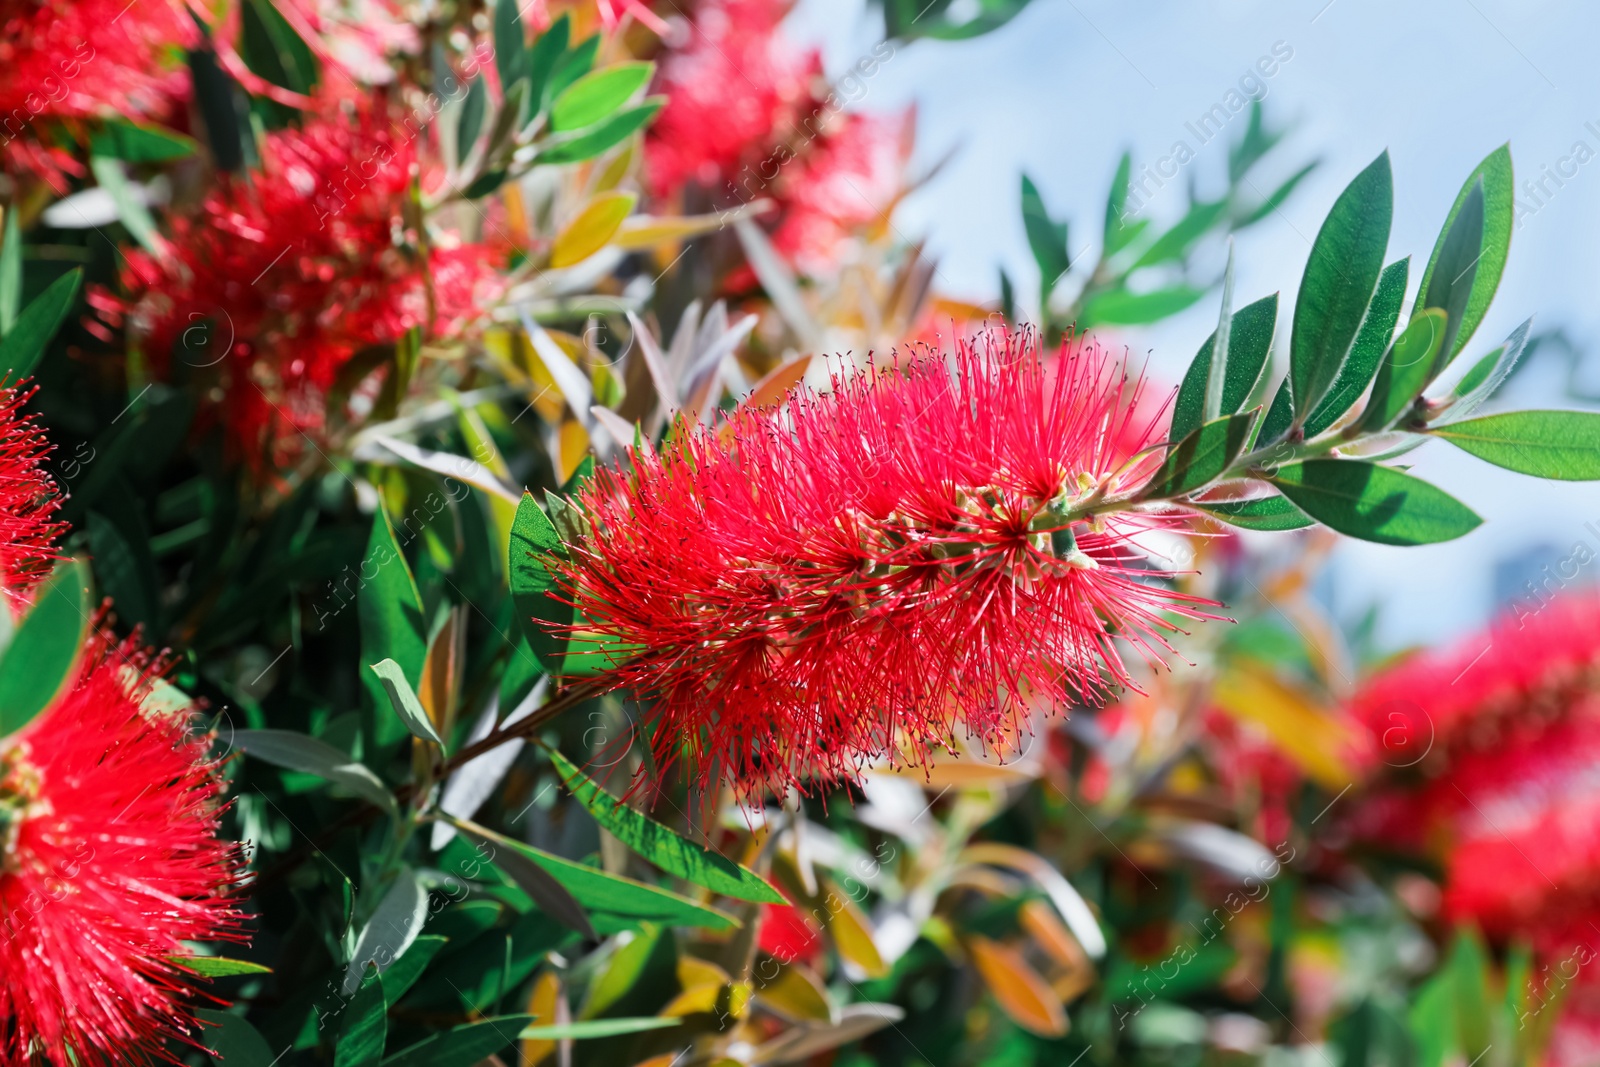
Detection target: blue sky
<box><xmin>788</xmin><ymin>0</ymin><xmax>1600</xmax><ymax>648</ymax></box>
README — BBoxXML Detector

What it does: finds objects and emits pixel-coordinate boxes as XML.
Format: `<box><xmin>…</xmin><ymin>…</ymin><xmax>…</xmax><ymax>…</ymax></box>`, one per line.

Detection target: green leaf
<box><xmin>1104</xmin><ymin>152</ymin><xmax>1135</xmax><ymax>254</ymax></box>
<box><xmin>170</xmin><ymin>956</ymin><xmax>273</xmax><ymax>978</ymax></box>
<box><xmin>359</xmin><ymin>507</ymin><xmax>427</xmax><ymax>751</ymax></box>
<box><xmin>1290</xmin><ymin>151</ymin><xmax>1392</xmax><ymax>418</ymax></box>
<box><xmin>235</xmin><ymin>730</ymin><xmax>399</xmax><ymax>815</ymax></box>
<box><xmin>346</xmin><ymin>869</ymin><xmax>428</xmax><ymax>995</ymax></box>
<box><xmin>550</xmin><ymin>34</ymin><xmax>600</xmax><ymax>100</ymax></box>
<box><xmin>381</xmin><ymin>1015</ymin><xmax>534</xmax><ymax>1067</ymax></box>
<box><xmin>456</xmin><ymin>76</ymin><xmax>487</xmax><ymax>161</ymax></box>
<box><xmin>89</xmin><ymin>156</ymin><xmax>163</xmax><ymax>255</ymax></box>
<box><xmin>1080</xmin><ymin>285</ymin><xmax>1206</xmax><ymax>327</ymax></box>
<box><xmin>464</xmin><ymin>823</ymin><xmax>738</xmax><ymax>930</ymax></box>
<box><xmin>1143</xmin><ymin>411</ymin><xmax>1256</xmax><ymax>499</ymax></box>
<box><xmin>463</xmin><ymin>168</ymin><xmax>508</xmax><ymax>199</ymax></box>
<box><xmin>1238</xmin><ymin>160</ymin><xmax>1317</xmax><ymax>228</ymax></box>
<box><xmin>1417</xmin><ymin>178</ymin><xmax>1483</xmax><ymax>377</ymax></box>
<box><xmin>548</xmin><ymin>748</ymin><xmax>785</xmax><ymax>903</ymax></box>
<box><xmin>1416</xmin><ymin>145</ymin><xmax>1513</xmax><ymax>368</ymax></box>
<box><xmin>493</xmin><ymin>0</ymin><xmax>527</xmax><ymax>93</ymax></box>
<box><xmin>453</xmin><ymin>821</ymin><xmax>596</xmax><ymax>939</ymax></box>
<box><xmin>199</xmin><ymin>1008</ymin><xmax>279</xmax><ymax>1066</ymax></box>
<box><xmin>540</xmin><ymin>100</ymin><xmax>663</xmax><ymax>165</ymax></box>
<box><xmin>1429</xmin><ymin>410</ymin><xmax>1600</xmax><ymax>480</ymax></box>
<box><xmin>552</xmin><ymin>62</ymin><xmax>653</xmax><ymax>132</ymax></box>
<box><xmin>0</xmin><ymin>268</ymin><xmax>82</xmax><ymax>379</ymax></box>
<box><xmin>0</xmin><ymin>559</ymin><xmax>88</xmax><ymax>737</ymax></box>
<box><xmin>1442</xmin><ymin>318</ymin><xmax>1532</xmax><ymax>422</ymax></box>
<box><xmin>1021</xmin><ymin>174</ymin><xmax>1069</xmax><ymax>295</ymax></box>
<box><xmin>0</xmin><ymin>208</ymin><xmax>19</xmax><ymax>336</ymax></box>
<box><xmin>1194</xmin><ymin>494</ymin><xmax>1312</xmax><ymax>531</ymax></box>
<box><xmin>519</xmin><ymin>1018</ymin><xmax>682</xmax><ymax>1040</ymax></box>
<box><xmin>336</xmin><ymin>967</ymin><xmax>387</xmax><ymax>1067</ymax></box>
<box><xmin>1269</xmin><ymin>459</ymin><xmax>1481</xmax><ymax>545</ymax></box>
<box><xmin>1304</xmin><ymin>257</ymin><xmax>1409</xmax><ymax>437</ymax></box>
<box><xmin>380</xmin><ymin>935</ymin><xmax>447</xmax><ymax>1004</ymax></box>
<box><xmin>1131</xmin><ymin>199</ymin><xmax>1228</xmax><ymax>268</ymax></box>
<box><xmin>1171</xmin><ymin>293</ymin><xmax>1277</xmax><ymax>441</ymax></box>
<box><xmin>1257</xmin><ymin>378</ymin><xmax>1294</xmax><ymax>446</ymax></box>
<box><xmin>527</xmin><ymin>14</ymin><xmax>571</xmax><ymax>111</ymax></box>
<box><xmin>89</xmin><ymin>121</ymin><xmax>197</xmax><ymax>162</ymax></box>
<box><xmin>369</xmin><ymin>658</ymin><xmax>443</xmax><ymax>745</ymax></box>
<box><xmin>509</xmin><ymin>492</ymin><xmax>568</xmax><ymax>672</ymax></box>
<box><xmin>1358</xmin><ymin>309</ymin><xmax>1448</xmax><ymax>433</ymax></box>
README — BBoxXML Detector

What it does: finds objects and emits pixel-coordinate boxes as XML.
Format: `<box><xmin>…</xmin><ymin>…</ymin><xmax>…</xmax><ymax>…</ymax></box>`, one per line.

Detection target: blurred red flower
<box><xmin>104</xmin><ymin>91</ymin><xmax>503</xmax><ymax>473</ymax></box>
<box><xmin>550</xmin><ymin>328</ymin><xmax>1212</xmax><ymax>799</ymax></box>
<box><xmin>757</xmin><ymin>902</ymin><xmax>823</xmax><ymax>964</ymax></box>
<box><xmin>1350</xmin><ymin>586</ymin><xmax>1600</xmax><ymax>958</ymax></box>
<box><xmin>0</xmin><ymin>0</ymin><xmax>194</xmax><ymax>185</ymax></box>
<box><xmin>0</xmin><ymin>383</ymin><xmax>64</xmax><ymax>611</ymax></box>
<box><xmin>0</xmin><ymin>629</ymin><xmax>247</xmax><ymax>1066</ymax></box>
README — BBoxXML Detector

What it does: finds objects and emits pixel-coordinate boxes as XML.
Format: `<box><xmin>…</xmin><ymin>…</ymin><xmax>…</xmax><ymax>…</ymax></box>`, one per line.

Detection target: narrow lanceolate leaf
<box><xmin>455</xmin><ymin>76</ymin><xmax>487</xmax><ymax>161</ymax></box>
<box><xmin>1416</xmin><ymin>178</ymin><xmax>1484</xmax><ymax>377</ymax></box>
<box><xmin>1171</xmin><ymin>293</ymin><xmax>1277</xmax><ymax>441</ymax></box>
<box><xmin>171</xmin><ymin>957</ymin><xmax>273</xmax><ymax>978</ymax></box>
<box><xmin>378</xmin><ymin>935</ymin><xmax>447</xmax><ymax>1004</ymax></box>
<box><xmin>1194</xmin><ymin>494</ymin><xmax>1313</xmax><ymax>531</ymax></box>
<box><xmin>1304</xmin><ymin>257</ymin><xmax>1409</xmax><ymax>437</ymax></box>
<box><xmin>1358</xmin><ymin>309</ymin><xmax>1448</xmax><ymax>433</ymax></box>
<box><xmin>1441</xmin><ymin>317</ymin><xmax>1533</xmax><ymax>423</ymax></box>
<box><xmin>966</xmin><ymin>936</ymin><xmax>1068</xmax><ymax>1038</ymax></box>
<box><xmin>344</xmin><ymin>869</ymin><xmax>429</xmax><ymax>994</ymax></box>
<box><xmin>1203</xmin><ymin>242</ymin><xmax>1237</xmax><ymax>422</ymax></box>
<box><xmin>517</xmin><ymin>1018</ymin><xmax>681</xmax><ymax>1041</ymax></box>
<box><xmin>1104</xmin><ymin>151</ymin><xmax>1135</xmax><ymax>254</ymax></box>
<box><xmin>1143</xmin><ymin>411</ymin><xmax>1255</xmax><ymax>500</ymax></box>
<box><xmin>510</xmin><ymin>493</ymin><xmax>569</xmax><ymax>672</ymax></box>
<box><xmin>1429</xmin><ymin>410</ymin><xmax>1600</xmax><ymax>480</ymax></box>
<box><xmin>0</xmin><ymin>559</ymin><xmax>89</xmax><ymax>737</ymax></box>
<box><xmin>0</xmin><ymin>208</ymin><xmax>19</xmax><ymax>335</ymax></box>
<box><xmin>550</xmin><ymin>191</ymin><xmax>636</xmax><ymax>268</ymax></box>
<box><xmin>369</xmin><ymin>658</ymin><xmax>442</xmax><ymax>745</ymax></box>
<box><xmin>539</xmin><ymin>100</ymin><xmax>663</xmax><ymax>165</ymax></box>
<box><xmin>198</xmin><ymin>1009</ymin><xmax>277</xmax><ymax>1066</ymax></box>
<box><xmin>359</xmin><ymin>508</ymin><xmax>427</xmax><ymax>751</ymax></box>
<box><xmin>455</xmin><ymin>818</ymin><xmax>737</xmax><ymax>930</ymax></box>
<box><xmin>335</xmin><ymin>967</ymin><xmax>386</xmax><ymax>1067</ymax></box>
<box><xmin>1269</xmin><ymin>459</ymin><xmax>1482</xmax><ymax>546</ymax></box>
<box><xmin>451</xmin><ymin>820</ymin><xmax>596</xmax><ymax>939</ymax></box>
<box><xmin>0</xmin><ymin>268</ymin><xmax>83</xmax><ymax>378</ymax></box>
<box><xmin>1256</xmin><ymin>378</ymin><xmax>1295</xmax><ymax>446</ymax></box>
<box><xmin>1416</xmin><ymin>145</ymin><xmax>1513</xmax><ymax>368</ymax></box>
<box><xmin>381</xmin><ymin>1015</ymin><xmax>535</xmax><ymax>1067</ymax></box>
<box><xmin>493</xmin><ymin>0</ymin><xmax>527</xmax><ymax>92</ymax></box>
<box><xmin>1080</xmin><ymin>285</ymin><xmax>1205</xmax><ymax>327</ymax></box>
<box><xmin>234</xmin><ymin>730</ymin><xmax>398</xmax><ymax>816</ymax></box>
<box><xmin>1290</xmin><ymin>151</ymin><xmax>1393</xmax><ymax>418</ymax></box>
<box><xmin>551</xmin><ymin>62</ymin><xmax>653</xmax><ymax>131</ymax></box>
<box><xmin>548</xmin><ymin>748</ymin><xmax>785</xmax><ymax>903</ymax></box>
<box><xmin>1020</xmin><ymin>174</ymin><xmax>1069</xmax><ymax>292</ymax></box>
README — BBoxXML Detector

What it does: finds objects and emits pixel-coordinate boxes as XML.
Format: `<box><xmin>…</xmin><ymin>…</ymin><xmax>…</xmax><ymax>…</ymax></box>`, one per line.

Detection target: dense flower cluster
<box><xmin>0</xmin><ymin>0</ymin><xmax>194</xmax><ymax>184</ymax></box>
<box><xmin>1350</xmin><ymin>587</ymin><xmax>1600</xmax><ymax>1040</ymax></box>
<box><xmin>104</xmin><ymin>92</ymin><xmax>503</xmax><ymax>472</ymax></box>
<box><xmin>644</xmin><ymin>0</ymin><xmax>907</xmax><ymax>276</ymax></box>
<box><xmin>550</xmin><ymin>330</ymin><xmax>1212</xmax><ymax>798</ymax></box>
<box><xmin>0</xmin><ymin>383</ymin><xmax>64</xmax><ymax>610</ymax></box>
<box><xmin>0</xmin><ymin>629</ymin><xmax>246</xmax><ymax>1066</ymax></box>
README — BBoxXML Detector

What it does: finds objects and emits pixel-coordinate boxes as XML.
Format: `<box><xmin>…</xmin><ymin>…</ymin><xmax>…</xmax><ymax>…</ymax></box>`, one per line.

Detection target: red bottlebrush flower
<box><xmin>644</xmin><ymin>0</ymin><xmax>820</xmax><ymax>202</ymax></box>
<box><xmin>1349</xmin><ymin>587</ymin><xmax>1600</xmax><ymax>953</ymax></box>
<box><xmin>0</xmin><ymin>383</ymin><xmax>65</xmax><ymax>610</ymax></box>
<box><xmin>0</xmin><ymin>629</ymin><xmax>247</xmax><ymax>1065</ymax></box>
<box><xmin>0</xmin><ymin>0</ymin><xmax>195</xmax><ymax>185</ymax></box>
<box><xmin>106</xmin><ymin>91</ymin><xmax>503</xmax><ymax>473</ymax></box>
<box><xmin>549</xmin><ymin>329</ymin><xmax>1215</xmax><ymax>800</ymax></box>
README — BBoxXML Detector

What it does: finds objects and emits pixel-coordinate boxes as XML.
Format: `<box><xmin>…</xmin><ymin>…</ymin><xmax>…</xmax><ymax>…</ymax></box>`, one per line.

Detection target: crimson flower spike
<box><xmin>549</xmin><ymin>328</ymin><xmax>1220</xmax><ymax>801</ymax></box>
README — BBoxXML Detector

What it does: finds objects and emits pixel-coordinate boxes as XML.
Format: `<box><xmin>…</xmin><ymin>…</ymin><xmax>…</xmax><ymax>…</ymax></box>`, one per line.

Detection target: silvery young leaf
<box><xmin>344</xmin><ymin>868</ymin><xmax>428</xmax><ymax>994</ymax></box>
<box><xmin>369</xmin><ymin>657</ymin><xmax>443</xmax><ymax>746</ymax></box>
<box><xmin>235</xmin><ymin>730</ymin><xmax>398</xmax><ymax>817</ymax></box>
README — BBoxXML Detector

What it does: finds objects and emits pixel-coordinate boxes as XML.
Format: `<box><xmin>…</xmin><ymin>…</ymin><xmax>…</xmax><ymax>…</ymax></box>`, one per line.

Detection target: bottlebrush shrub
<box><xmin>515</xmin><ymin>146</ymin><xmax>1600</xmax><ymax>803</ymax></box>
<box><xmin>0</xmin><ymin>616</ymin><xmax>247</xmax><ymax>1066</ymax></box>
<box><xmin>1350</xmin><ymin>586</ymin><xmax>1600</xmax><ymax>951</ymax></box>
<box><xmin>0</xmin><ymin>383</ymin><xmax>64</xmax><ymax>611</ymax></box>
<box><xmin>544</xmin><ymin>330</ymin><xmax>1213</xmax><ymax>797</ymax></box>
